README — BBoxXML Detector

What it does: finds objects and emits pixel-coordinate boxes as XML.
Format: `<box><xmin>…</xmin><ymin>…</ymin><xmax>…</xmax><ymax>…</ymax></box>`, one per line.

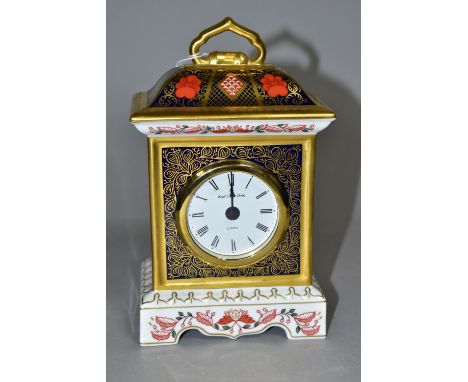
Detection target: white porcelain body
<box><xmin>133</xmin><ymin>117</ymin><xmax>333</xmax><ymax>345</ymax></box>
<box><xmin>131</xmin><ymin>118</ymin><xmax>335</xmax><ymax>137</ymax></box>
<box><xmin>139</xmin><ymin>259</ymin><xmax>327</xmax><ymax>346</ymax></box>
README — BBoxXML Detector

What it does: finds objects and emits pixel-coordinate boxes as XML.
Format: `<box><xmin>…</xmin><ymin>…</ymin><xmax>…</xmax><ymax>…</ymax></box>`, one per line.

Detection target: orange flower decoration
<box><xmin>217</xmin><ymin>309</ymin><xmax>255</xmax><ymax>325</ymax></box>
<box><xmin>175</xmin><ymin>74</ymin><xmax>202</xmax><ymax>99</ymax></box>
<box><xmin>260</xmin><ymin>74</ymin><xmax>288</xmax><ymax>97</ymax></box>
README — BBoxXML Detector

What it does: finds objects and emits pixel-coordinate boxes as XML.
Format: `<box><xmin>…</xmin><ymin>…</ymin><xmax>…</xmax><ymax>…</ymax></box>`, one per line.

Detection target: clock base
<box><xmin>139</xmin><ymin>259</ymin><xmax>326</xmax><ymax>346</ymax></box>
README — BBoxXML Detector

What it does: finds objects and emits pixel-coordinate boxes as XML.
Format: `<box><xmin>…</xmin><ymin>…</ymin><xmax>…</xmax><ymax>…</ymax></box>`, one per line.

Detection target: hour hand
<box><xmin>225</xmin><ymin>172</ymin><xmax>240</xmax><ymax>220</ymax></box>
<box><xmin>228</xmin><ymin>173</ymin><xmax>235</xmax><ymax>199</ymax></box>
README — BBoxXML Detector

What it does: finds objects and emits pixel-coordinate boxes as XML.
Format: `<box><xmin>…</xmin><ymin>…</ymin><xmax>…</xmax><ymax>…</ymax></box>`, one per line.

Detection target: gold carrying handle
<box><xmin>189</xmin><ymin>17</ymin><xmax>266</xmax><ymax>65</ymax></box>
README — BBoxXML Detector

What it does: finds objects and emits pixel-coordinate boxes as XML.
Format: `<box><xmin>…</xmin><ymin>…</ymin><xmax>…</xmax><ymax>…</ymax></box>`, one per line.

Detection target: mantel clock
<box><xmin>130</xmin><ymin>18</ymin><xmax>335</xmax><ymax>345</ymax></box>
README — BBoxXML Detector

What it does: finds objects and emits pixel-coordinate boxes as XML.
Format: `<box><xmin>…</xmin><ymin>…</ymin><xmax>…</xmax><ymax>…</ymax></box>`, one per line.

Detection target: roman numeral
<box><xmin>192</xmin><ymin>212</ymin><xmax>204</xmax><ymax>217</ymax></box>
<box><xmin>256</xmin><ymin>191</ymin><xmax>267</xmax><ymax>199</ymax></box>
<box><xmin>260</xmin><ymin>209</ymin><xmax>273</xmax><ymax>214</ymax></box>
<box><xmin>245</xmin><ymin>176</ymin><xmax>253</xmax><ymax>189</ymax></box>
<box><xmin>209</xmin><ymin>179</ymin><xmax>219</xmax><ymax>191</ymax></box>
<box><xmin>196</xmin><ymin>195</ymin><xmax>207</xmax><ymax>201</ymax></box>
<box><xmin>228</xmin><ymin>172</ymin><xmax>234</xmax><ymax>186</ymax></box>
<box><xmin>211</xmin><ymin>235</ymin><xmax>219</xmax><ymax>248</ymax></box>
<box><xmin>197</xmin><ymin>225</ymin><xmax>209</xmax><ymax>236</ymax></box>
<box><xmin>231</xmin><ymin>239</ymin><xmax>236</xmax><ymax>252</ymax></box>
<box><xmin>256</xmin><ymin>223</ymin><xmax>268</xmax><ymax>232</ymax></box>
<box><xmin>247</xmin><ymin>236</ymin><xmax>254</xmax><ymax>245</ymax></box>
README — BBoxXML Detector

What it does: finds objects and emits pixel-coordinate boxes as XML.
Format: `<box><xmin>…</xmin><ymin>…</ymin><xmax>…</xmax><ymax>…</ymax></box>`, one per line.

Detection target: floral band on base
<box><xmin>148</xmin><ymin>123</ymin><xmax>315</xmax><ymax>135</ymax></box>
<box><xmin>148</xmin><ymin>308</ymin><xmax>323</xmax><ymax>342</ymax></box>
<box><xmin>139</xmin><ymin>259</ymin><xmax>327</xmax><ymax>345</ymax></box>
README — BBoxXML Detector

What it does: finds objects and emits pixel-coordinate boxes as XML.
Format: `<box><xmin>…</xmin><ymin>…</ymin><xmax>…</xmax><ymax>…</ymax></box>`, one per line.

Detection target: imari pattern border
<box><xmin>149</xmin><ymin>67</ymin><xmax>315</xmax><ymax>108</ymax></box>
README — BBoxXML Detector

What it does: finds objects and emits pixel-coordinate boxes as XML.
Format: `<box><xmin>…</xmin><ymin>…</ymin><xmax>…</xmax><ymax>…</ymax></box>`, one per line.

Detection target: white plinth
<box><xmin>139</xmin><ymin>259</ymin><xmax>327</xmax><ymax>346</ymax></box>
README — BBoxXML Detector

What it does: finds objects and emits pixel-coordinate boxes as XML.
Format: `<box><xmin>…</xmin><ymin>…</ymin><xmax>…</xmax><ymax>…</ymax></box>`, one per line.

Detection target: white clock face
<box><xmin>186</xmin><ymin>170</ymin><xmax>280</xmax><ymax>259</ymax></box>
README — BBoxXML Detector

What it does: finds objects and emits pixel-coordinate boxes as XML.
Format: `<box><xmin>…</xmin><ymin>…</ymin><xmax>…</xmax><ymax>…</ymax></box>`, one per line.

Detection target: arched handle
<box><xmin>189</xmin><ymin>17</ymin><xmax>266</xmax><ymax>65</ymax></box>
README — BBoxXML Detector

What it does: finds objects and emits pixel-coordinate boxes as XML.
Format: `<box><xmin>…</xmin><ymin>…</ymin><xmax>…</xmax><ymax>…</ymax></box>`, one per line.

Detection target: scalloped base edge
<box><xmin>139</xmin><ymin>259</ymin><xmax>326</xmax><ymax>346</ymax></box>
<box><xmin>140</xmin><ymin>325</ymin><xmax>326</xmax><ymax>346</ymax></box>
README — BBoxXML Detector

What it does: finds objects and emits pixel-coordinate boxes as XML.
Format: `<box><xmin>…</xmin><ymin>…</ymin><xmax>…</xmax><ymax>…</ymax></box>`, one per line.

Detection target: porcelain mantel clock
<box><xmin>130</xmin><ymin>18</ymin><xmax>335</xmax><ymax>346</ymax></box>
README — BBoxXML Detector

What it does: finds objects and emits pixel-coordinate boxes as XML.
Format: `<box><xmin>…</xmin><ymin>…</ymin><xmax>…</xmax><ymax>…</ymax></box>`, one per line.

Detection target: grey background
<box><xmin>107</xmin><ymin>0</ymin><xmax>360</xmax><ymax>381</ymax></box>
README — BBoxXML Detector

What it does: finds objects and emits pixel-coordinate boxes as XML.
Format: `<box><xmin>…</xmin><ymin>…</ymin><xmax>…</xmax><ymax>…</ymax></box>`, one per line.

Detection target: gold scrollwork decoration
<box><xmin>162</xmin><ymin>144</ymin><xmax>302</xmax><ymax>280</ymax></box>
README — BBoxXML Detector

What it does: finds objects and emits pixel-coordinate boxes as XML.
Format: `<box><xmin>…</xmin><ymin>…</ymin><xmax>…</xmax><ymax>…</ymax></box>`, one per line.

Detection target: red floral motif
<box><xmin>218</xmin><ymin>309</ymin><xmax>255</xmax><ymax>325</ymax></box>
<box><xmin>149</xmin><ymin>308</ymin><xmax>322</xmax><ymax>342</ymax></box>
<box><xmin>195</xmin><ymin>311</ymin><xmax>215</xmax><ymax>327</ymax></box>
<box><xmin>212</xmin><ymin>125</ymin><xmax>230</xmax><ymax>134</ymax></box>
<box><xmin>151</xmin><ymin>330</ymin><xmax>171</xmax><ymax>341</ymax></box>
<box><xmin>263</xmin><ymin>124</ymin><xmax>285</xmax><ymax>132</ymax></box>
<box><xmin>285</xmin><ymin>124</ymin><xmax>307</xmax><ymax>132</ymax></box>
<box><xmin>294</xmin><ymin>312</ymin><xmax>316</xmax><ymax>325</ymax></box>
<box><xmin>175</xmin><ymin>74</ymin><xmax>202</xmax><ymax>99</ymax></box>
<box><xmin>155</xmin><ymin>316</ymin><xmax>178</xmax><ymax>331</ymax></box>
<box><xmin>300</xmin><ymin>325</ymin><xmax>320</xmax><ymax>336</ymax></box>
<box><xmin>258</xmin><ymin>308</ymin><xmax>277</xmax><ymax>324</ymax></box>
<box><xmin>150</xmin><ymin>126</ymin><xmax>179</xmax><ymax>134</ymax></box>
<box><xmin>147</xmin><ymin>123</ymin><xmax>314</xmax><ymax>135</ymax></box>
<box><xmin>234</xmin><ymin>125</ymin><xmax>256</xmax><ymax>133</ymax></box>
<box><xmin>260</xmin><ymin>74</ymin><xmax>289</xmax><ymax>97</ymax></box>
<box><xmin>211</xmin><ymin>125</ymin><xmax>256</xmax><ymax>133</ymax></box>
<box><xmin>181</xmin><ymin>125</ymin><xmax>204</xmax><ymax>134</ymax></box>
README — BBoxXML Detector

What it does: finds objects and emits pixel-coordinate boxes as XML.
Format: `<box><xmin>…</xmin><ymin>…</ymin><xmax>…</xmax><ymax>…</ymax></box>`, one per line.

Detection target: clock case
<box><xmin>130</xmin><ymin>18</ymin><xmax>335</xmax><ymax>345</ymax></box>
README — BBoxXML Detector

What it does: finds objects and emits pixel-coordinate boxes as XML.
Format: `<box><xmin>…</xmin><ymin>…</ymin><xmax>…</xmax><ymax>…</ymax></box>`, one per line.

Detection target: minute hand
<box><xmin>229</xmin><ymin>173</ymin><xmax>235</xmax><ymax>207</ymax></box>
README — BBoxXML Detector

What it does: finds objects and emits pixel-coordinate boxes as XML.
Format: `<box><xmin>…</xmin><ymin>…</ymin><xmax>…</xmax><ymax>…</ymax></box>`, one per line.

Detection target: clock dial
<box><xmin>186</xmin><ymin>170</ymin><xmax>280</xmax><ymax>259</ymax></box>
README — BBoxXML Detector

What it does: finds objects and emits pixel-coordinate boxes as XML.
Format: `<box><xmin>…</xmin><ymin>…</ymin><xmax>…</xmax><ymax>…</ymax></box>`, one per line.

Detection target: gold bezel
<box><xmin>148</xmin><ymin>135</ymin><xmax>315</xmax><ymax>290</ymax></box>
<box><xmin>175</xmin><ymin>159</ymin><xmax>290</xmax><ymax>268</ymax></box>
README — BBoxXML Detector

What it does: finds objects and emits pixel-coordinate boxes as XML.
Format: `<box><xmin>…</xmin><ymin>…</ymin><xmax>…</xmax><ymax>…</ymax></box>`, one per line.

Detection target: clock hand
<box><xmin>229</xmin><ymin>172</ymin><xmax>235</xmax><ymax>207</ymax></box>
<box><xmin>225</xmin><ymin>173</ymin><xmax>240</xmax><ymax>221</ymax></box>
